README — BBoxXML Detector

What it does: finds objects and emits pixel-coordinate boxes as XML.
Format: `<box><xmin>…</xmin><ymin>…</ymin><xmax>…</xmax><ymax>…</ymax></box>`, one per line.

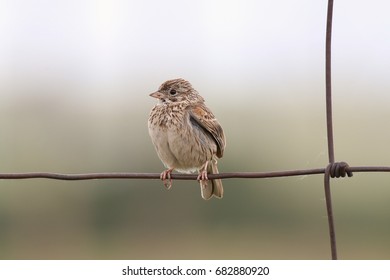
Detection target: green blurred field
<box><xmin>0</xmin><ymin>84</ymin><xmax>390</xmax><ymax>259</ymax></box>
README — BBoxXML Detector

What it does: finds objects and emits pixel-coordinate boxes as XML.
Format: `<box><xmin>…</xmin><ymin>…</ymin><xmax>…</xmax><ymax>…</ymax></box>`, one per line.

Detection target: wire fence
<box><xmin>0</xmin><ymin>0</ymin><xmax>387</xmax><ymax>259</ymax></box>
<box><xmin>1</xmin><ymin>166</ymin><xmax>390</xmax><ymax>181</ymax></box>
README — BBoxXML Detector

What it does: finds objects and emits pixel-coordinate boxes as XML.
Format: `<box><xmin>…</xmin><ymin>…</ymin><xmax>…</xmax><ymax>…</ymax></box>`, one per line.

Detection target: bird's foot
<box><xmin>160</xmin><ymin>168</ymin><xmax>174</xmax><ymax>190</ymax></box>
<box><xmin>197</xmin><ymin>170</ymin><xmax>209</xmax><ymax>182</ymax></box>
<box><xmin>197</xmin><ymin>162</ymin><xmax>209</xmax><ymax>188</ymax></box>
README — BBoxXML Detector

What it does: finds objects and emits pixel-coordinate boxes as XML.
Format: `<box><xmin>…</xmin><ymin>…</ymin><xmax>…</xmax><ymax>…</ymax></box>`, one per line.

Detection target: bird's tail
<box><xmin>200</xmin><ymin>160</ymin><xmax>223</xmax><ymax>200</ymax></box>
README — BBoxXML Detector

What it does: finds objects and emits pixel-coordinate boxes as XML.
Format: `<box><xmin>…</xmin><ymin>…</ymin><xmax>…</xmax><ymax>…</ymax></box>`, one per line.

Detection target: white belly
<box><xmin>148</xmin><ymin>121</ymin><xmax>214</xmax><ymax>172</ymax></box>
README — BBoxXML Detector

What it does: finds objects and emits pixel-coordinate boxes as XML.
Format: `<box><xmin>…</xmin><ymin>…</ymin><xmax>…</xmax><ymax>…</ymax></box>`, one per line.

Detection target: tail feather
<box><xmin>200</xmin><ymin>160</ymin><xmax>223</xmax><ymax>200</ymax></box>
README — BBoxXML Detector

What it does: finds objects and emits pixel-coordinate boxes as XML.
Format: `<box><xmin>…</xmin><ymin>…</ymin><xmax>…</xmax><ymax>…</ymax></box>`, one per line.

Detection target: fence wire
<box><xmin>0</xmin><ymin>0</ymin><xmax>386</xmax><ymax>259</ymax></box>
<box><xmin>0</xmin><ymin>166</ymin><xmax>389</xmax><ymax>181</ymax></box>
<box><xmin>324</xmin><ymin>0</ymin><xmax>338</xmax><ymax>260</ymax></box>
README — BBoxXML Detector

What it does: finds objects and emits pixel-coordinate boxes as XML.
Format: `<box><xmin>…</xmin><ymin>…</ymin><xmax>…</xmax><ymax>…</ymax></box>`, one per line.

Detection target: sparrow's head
<box><xmin>150</xmin><ymin>78</ymin><xmax>203</xmax><ymax>104</ymax></box>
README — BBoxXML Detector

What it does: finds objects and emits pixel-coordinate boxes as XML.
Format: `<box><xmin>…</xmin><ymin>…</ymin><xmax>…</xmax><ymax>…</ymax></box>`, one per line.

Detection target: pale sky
<box><xmin>0</xmin><ymin>0</ymin><xmax>389</xmax><ymax>98</ymax></box>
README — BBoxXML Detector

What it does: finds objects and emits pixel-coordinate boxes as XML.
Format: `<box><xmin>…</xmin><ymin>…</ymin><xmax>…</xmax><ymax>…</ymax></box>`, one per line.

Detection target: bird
<box><xmin>148</xmin><ymin>78</ymin><xmax>226</xmax><ymax>200</ymax></box>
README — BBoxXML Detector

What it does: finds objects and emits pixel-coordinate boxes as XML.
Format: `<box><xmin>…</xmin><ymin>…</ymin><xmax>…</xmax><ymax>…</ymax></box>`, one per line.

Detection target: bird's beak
<box><xmin>149</xmin><ymin>91</ymin><xmax>164</xmax><ymax>99</ymax></box>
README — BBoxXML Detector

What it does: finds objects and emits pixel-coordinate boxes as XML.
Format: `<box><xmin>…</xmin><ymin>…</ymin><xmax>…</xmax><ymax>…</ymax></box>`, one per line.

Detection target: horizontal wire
<box><xmin>0</xmin><ymin>166</ymin><xmax>389</xmax><ymax>181</ymax></box>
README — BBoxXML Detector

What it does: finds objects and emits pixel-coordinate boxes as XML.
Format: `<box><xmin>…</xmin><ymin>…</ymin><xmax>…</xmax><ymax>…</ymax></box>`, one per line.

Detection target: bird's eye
<box><xmin>169</xmin><ymin>89</ymin><xmax>177</xmax><ymax>95</ymax></box>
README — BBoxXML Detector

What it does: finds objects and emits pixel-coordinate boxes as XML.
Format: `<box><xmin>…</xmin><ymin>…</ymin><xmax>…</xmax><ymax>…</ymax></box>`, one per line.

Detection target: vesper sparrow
<box><xmin>148</xmin><ymin>78</ymin><xmax>226</xmax><ymax>200</ymax></box>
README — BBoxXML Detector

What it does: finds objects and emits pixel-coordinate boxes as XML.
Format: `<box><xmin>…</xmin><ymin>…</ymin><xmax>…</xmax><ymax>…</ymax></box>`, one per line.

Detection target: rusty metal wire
<box><xmin>0</xmin><ymin>0</ymin><xmax>386</xmax><ymax>260</ymax></box>
<box><xmin>325</xmin><ymin>0</ymin><xmax>335</xmax><ymax>165</ymax></box>
<box><xmin>324</xmin><ymin>0</ymin><xmax>338</xmax><ymax>260</ymax></box>
<box><xmin>0</xmin><ymin>166</ymin><xmax>389</xmax><ymax>181</ymax></box>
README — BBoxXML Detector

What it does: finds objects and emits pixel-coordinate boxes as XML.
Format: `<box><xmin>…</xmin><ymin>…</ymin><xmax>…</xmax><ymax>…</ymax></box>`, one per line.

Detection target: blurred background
<box><xmin>0</xmin><ymin>0</ymin><xmax>390</xmax><ymax>259</ymax></box>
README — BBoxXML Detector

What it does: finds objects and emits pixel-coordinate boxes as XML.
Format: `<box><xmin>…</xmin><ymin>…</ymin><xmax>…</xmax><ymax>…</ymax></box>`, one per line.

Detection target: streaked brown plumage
<box><xmin>148</xmin><ymin>78</ymin><xmax>226</xmax><ymax>200</ymax></box>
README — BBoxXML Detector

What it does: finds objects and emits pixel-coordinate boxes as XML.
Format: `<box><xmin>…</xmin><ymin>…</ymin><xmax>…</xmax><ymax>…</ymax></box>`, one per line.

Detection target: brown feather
<box><xmin>189</xmin><ymin>104</ymin><xmax>226</xmax><ymax>158</ymax></box>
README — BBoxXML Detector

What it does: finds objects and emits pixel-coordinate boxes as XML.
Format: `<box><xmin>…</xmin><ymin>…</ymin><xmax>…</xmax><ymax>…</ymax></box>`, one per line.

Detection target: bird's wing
<box><xmin>189</xmin><ymin>104</ymin><xmax>226</xmax><ymax>158</ymax></box>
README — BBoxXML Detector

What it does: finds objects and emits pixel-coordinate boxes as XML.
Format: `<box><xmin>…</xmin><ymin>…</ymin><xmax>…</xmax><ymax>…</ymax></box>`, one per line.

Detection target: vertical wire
<box><xmin>326</xmin><ymin>0</ymin><xmax>335</xmax><ymax>163</ymax></box>
<box><xmin>325</xmin><ymin>0</ymin><xmax>337</xmax><ymax>260</ymax></box>
<box><xmin>325</xmin><ymin>165</ymin><xmax>337</xmax><ymax>259</ymax></box>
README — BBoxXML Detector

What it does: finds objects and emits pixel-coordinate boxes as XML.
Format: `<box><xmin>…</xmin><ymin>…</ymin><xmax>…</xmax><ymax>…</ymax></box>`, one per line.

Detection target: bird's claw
<box><xmin>197</xmin><ymin>170</ymin><xmax>209</xmax><ymax>188</ymax></box>
<box><xmin>160</xmin><ymin>169</ymin><xmax>173</xmax><ymax>190</ymax></box>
